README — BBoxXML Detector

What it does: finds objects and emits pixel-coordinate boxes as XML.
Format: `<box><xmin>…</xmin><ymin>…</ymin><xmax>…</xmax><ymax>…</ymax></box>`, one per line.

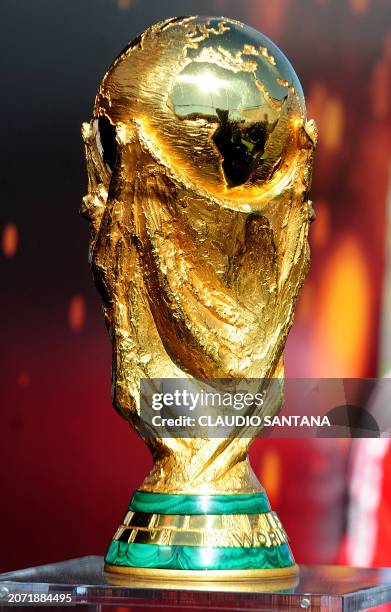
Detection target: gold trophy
<box><xmin>81</xmin><ymin>16</ymin><xmax>316</xmax><ymax>586</ymax></box>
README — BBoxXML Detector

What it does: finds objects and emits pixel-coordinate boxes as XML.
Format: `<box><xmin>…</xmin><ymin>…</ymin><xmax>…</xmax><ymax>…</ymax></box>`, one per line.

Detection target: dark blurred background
<box><xmin>1</xmin><ymin>0</ymin><xmax>391</xmax><ymax>572</ymax></box>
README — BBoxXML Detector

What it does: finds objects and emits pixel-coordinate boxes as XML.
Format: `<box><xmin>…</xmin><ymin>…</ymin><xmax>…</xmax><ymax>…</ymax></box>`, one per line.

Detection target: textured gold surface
<box><xmin>104</xmin><ymin>563</ymin><xmax>300</xmax><ymax>587</ymax></box>
<box><xmin>114</xmin><ymin>511</ymin><xmax>288</xmax><ymax>547</ymax></box>
<box><xmin>82</xmin><ymin>16</ymin><xmax>316</xmax><ymax>495</ymax></box>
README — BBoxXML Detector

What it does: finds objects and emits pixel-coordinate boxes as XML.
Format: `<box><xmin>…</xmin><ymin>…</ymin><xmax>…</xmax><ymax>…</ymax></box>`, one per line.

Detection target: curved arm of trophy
<box><xmin>82</xmin><ymin>117</ymin><xmax>314</xmax><ymax>405</ymax></box>
<box><xmin>129</xmin><ymin>118</ymin><xmax>315</xmax><ymax>384</ymax></box>
<box><xmin>81</xmin><ymin>121</ymin><xmax>187</xmax><ymax>431</ymax></box>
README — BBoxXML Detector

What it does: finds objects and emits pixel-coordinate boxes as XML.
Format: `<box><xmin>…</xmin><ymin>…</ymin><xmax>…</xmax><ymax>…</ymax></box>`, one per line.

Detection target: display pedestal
<box><xmin>1</xmin><ymin>555</ymin><xmax>391</xmax><ymax>610</ymax></box>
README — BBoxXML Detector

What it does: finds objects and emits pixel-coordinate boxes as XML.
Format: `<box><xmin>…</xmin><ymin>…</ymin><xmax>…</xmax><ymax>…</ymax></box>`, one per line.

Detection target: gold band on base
<box><xmin>104</xmin><ymin>562</ymin><xmax>299</xmax><ymax>588</ymax></box>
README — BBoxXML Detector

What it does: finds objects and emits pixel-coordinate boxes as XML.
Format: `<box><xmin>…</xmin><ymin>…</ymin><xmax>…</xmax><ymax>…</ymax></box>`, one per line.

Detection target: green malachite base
<box><xmin>105</xmin><ymin>540</ymin><xmax>295</xmax><ymax>571</ymax></box>
<box><xmin>130</xmin><ymin>491</ymin><xmax>271</xmax><ymax>515</ymax></box>
<box><xmin>105</xmin><ymin>492</ymin><xmax>295</xmax><ymax>575</ymax></box>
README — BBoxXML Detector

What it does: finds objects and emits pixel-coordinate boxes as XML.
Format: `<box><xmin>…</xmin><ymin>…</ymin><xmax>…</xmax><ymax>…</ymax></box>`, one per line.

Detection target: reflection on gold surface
<box><xmin>82</xmin><ymin>16</ymin><xmax>316</xmax><ymax>496</ymax></box>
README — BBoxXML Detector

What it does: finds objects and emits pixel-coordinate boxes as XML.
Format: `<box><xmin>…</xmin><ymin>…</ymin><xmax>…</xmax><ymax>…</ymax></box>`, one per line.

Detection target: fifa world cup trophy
<box><xmin>82</xmin><ymin>16</ymin><xmax>316</xmax><ymax>585</ymax></box>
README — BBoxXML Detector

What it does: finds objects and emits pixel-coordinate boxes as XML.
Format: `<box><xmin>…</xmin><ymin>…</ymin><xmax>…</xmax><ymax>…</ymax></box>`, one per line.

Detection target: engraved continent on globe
<box><xmin>94</xmin><ymin>16</ymin><xmax>311</xmax><ymax>206</ymax></box>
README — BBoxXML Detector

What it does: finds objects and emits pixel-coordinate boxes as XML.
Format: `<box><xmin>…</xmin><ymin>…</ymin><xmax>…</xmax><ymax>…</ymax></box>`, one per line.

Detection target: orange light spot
<box><xmin>247</xmin><ymin>0</ymin><xmax>291</xmax><ymax>40</ymax></box>
<box><xmin>311</xmin><ymin>200</ymin><xmax>331</xmax><ymax>249</ymax></box>
<box><xmin>2</xmin><ymin>224</ymin><xmax>18</xmax><ymax>258</ymax></box>
<box><xmin>258</xmin><ymin>450</ymin><xmax>281</xmax><ymax>505</ymax></box>
<box><xmin>350</xmin><ymin>0</ymin><xmax>369</xmax><ymax>14</ymax></box>
<box><xmin>323</xmin><ymin>98</ymin><xmax>344</xmax><ymax>152</ymax></box>
<box><xmin>311</xmin><ymin>236</ymin><xmax>370</xmax><ymax>376</ymax></box>
<box><xmin>307</xmin><ymin>84</ymin><xmax>344</xmax><ymax>152</ymax></box>
<box><xmin>117</xmin><ymin>0</ymin><xmax>132</xmax><ymax>9</ymax></box>
<box><xmin>69</xmin><ymin>295</ymin><xmax>86</xmax><ymax>331</ymax></box>
<box><xmin>18</xmin><ymin>372</ymin><xmax>30</xmax><ymax>388</ymax></box>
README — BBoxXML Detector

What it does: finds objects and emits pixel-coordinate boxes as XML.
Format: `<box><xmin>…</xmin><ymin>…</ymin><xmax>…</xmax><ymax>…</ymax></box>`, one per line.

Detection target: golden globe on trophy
<box><xmin>81</xmin><ymin>15</ymin><xmax>316</xmax><ymax>587</ymax></box>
